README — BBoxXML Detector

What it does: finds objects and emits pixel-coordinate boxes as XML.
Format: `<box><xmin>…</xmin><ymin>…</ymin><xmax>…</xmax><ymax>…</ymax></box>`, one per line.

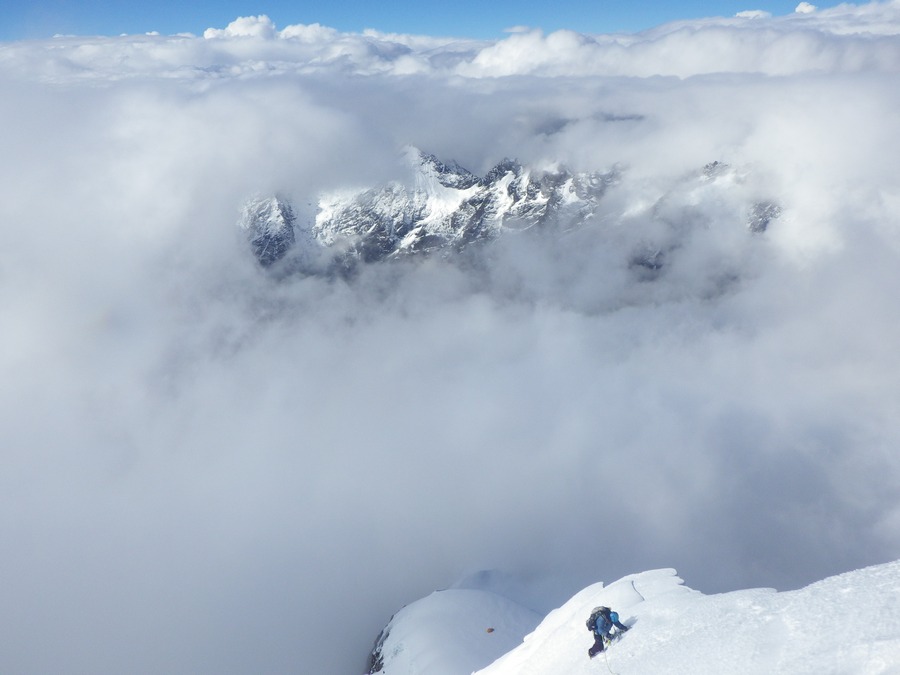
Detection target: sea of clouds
<box><xmin>2</xmin><ymin>3</ymin><xmax>900</xmax><ymax>673</ymax></box>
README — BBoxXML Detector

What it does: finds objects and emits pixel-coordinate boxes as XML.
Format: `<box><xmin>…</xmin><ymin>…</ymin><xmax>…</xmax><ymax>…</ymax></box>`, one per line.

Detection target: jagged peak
<box><xmin>404</xmin><ymin>146</ymin><xmax>479</xmax><ymax>189</ymax></box>
<box><xmin>238</xmin><ymin>154</ymin><xmax>777</xmax><ymax>280</ymax></box>
<box><xmin>239</xmin><ymin>194</ymin><xmax>295</xmax><ymax>234</ymax></box>
<box><xmin>482</xmin><ymin>158</ymin><xmax>523</xmax><ymax>185</ymax></box>
<box><xmin>239</xmin><ymin>194</ymin><xmax>296</xmax><ymax>267</ymax></box>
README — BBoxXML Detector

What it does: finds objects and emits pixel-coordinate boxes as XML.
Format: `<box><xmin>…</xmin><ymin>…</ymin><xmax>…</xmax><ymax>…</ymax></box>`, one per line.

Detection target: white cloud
<box><xmin>456</xmin><ymin>15</ymin><xmax>900</xmax><ymax>78</ymax></box>
<box><xmin>203</xmin><ymin>14</ymin><xmax>277</xmax><ymax>40</ymax></box>
<box><xmin>796</xmin><ymin>2</ymin><xmax>818</xmax><ymax>13</ymax></box>
<box><xmin>2</xmin><ymin>3</ymin><xmax>900</xmax><ymax>672</ymax></box>
<box><xmin>8</xmin><ymin>5</ymin><xmax>900</xmax><ymax>85</ymax></box>
<box><xmin>278</xmin><ymin>21</ymin><xmax>338</xmax><ymax>42</ymax></box>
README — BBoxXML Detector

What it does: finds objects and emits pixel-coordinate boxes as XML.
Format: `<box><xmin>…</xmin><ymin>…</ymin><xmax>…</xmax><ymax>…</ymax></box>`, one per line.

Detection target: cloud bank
<box><xmin>5</xmin><ymin>4</ymin><xmax>900</xmax><ymax>83</ymax></box>
<box><xmin>2</xmin><ymin>3</ymin><xmax>900</xmax><ymax>673</ymax></box>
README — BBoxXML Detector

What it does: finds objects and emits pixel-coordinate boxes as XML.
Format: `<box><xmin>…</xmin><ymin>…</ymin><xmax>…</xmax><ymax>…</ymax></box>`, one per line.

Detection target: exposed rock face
<box><xmin>748</xmin><ymin>201</ymin><xmax>782</xmax><ymax>233</ymax></box>
<box><xmin>242</xmin><ymin>150</ymin><xmax>618</xmax><ymax>270</ymax></box>
<box><xmin>240</xmin><ymin>151</ymin><xmax>781</xmax><ymax>278</ymax></box>
<box><xmin>311</xmin><ymin>150</ymin><xmax>619</xmax><ymax>265</ymax></box>
<box><xmin>239</xmin><ymin>195</ymin><xmax>296</xmax><ymax>267</ymax></box>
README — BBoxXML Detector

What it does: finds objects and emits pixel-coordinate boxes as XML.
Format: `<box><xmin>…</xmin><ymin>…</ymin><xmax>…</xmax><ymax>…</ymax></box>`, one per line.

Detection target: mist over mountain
<box><xmin>241</xmin><ymin>149</ymin><xmax>779</xmax><ymax>279</ymax></box>
<box><xmin>2</xmin><ymin>4</ymin><xmax>900</xmax><ymax>673</ymax></box>
<box><xmin>369</xmin><ymin>562</ymin><xmax>900</xmax><ymax>674</ymax></box>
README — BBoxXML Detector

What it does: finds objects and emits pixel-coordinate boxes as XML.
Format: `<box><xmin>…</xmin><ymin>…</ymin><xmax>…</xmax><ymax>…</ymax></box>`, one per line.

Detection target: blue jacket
<box><xmin>594</xmin><ymin>610</ymin><xmax>628</xmax><ymax>636</ymax></box>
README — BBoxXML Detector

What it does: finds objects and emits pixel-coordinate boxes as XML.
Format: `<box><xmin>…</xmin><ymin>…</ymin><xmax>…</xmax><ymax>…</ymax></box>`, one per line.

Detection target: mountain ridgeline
<box><xmin>362</xmin><ymin>563</ymin><xmax>900</xmax><ymax>675</ymax></box>
<box><xmin>239</xmin><ymin>150</ymin><xmax>781</xmax><ymax>278</ymax></box>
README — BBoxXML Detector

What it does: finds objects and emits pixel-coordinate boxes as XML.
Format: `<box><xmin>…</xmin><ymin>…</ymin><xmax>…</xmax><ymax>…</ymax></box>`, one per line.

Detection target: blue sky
<box><xmin>2</xmin><ymin>1</ymin><xmax>834</xmax><ymax>41</ymax></box>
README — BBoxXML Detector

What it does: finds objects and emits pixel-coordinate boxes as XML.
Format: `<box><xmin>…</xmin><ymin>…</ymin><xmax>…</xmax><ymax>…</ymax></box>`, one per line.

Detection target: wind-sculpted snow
<box><xmin>2</xmin><ymin>4</ymin><xmax>900</xmax><ymax>674</ymax></box>
<box><xmin>370</xmin><ymin>562</ymin><xmax>900</xmax><ymax>674</ymax></box>
<box><xmin>475</xmin><ymin>562</ymin><xmax>900</xmax><ymax>674</ymax></box>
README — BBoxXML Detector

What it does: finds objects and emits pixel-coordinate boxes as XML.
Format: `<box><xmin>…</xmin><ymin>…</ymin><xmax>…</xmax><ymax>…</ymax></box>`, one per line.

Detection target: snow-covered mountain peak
<box><xmin>404</xmin><ymin>146</ymin><xmax>480</xmax><ymax>190</ymax></box>
<box><xmin>369</xmin><ymin>561</ymin><xmax>900</xmax><ymax>675</ymax></box>
<box><xmin>238</xmin><ymin>195</ymin><xmax>296</xmax><ymax>267</ymax></box>
<box><xmin>244</xmin><ymin>149</ymin><xmax>627</xmax><ymax>269</ymax></box>
<box><xmin>239</xmin><ymin>150</ymin><xmax>782</xmax><ymax>304</ymax></box>
<box><xmin>367</xmin><ymin>587</ymin><xmax>543</xmax><ymax>675</ymax></box>
<box><xmin>239</xmin><ymin>150</ymin><xmax>624</xmax><ymax>271</ymax></box>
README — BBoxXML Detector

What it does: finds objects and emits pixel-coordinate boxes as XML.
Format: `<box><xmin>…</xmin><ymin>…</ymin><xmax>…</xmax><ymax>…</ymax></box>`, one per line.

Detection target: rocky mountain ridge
<box><xmin>240</xmin><ymin>149</ymin><xmax>619</xmax><ymax>270</ymax></box>
<box><xmin>239</xmin><ymin>150</ymin><xmax>780</xmax><ymax>277</ymax></box>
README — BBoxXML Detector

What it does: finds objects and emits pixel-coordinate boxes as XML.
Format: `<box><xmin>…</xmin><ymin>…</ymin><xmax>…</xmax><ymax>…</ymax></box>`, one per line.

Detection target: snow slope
<box><xmin>372</xmin><ymin>561</ymin><xmax>900</xmax><ymax>674</ymax></box>
<box><xmin>478</xmin><ymin>563</ymin><xmax>900</xmax><ymax>675</ymax></box>
<box><xmin>368</xmin><ymin>574</ymin><xmax>544</xmax><ymax>675</ymax></box>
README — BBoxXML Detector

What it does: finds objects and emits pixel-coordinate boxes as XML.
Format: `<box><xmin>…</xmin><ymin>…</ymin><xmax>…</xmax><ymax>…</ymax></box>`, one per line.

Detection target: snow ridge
<box><xmin>368</xmin><ymin>562</ymin><xmax>900</xmax><ymax>674</ymax></box>
<box><xmin>308</xmin><ymin>149</ymin><xmax>618</xmax><ymax>267</ymax></box>
<box><xmin>241</xmin><ymin>151</ymin><xmax>780</xmax><ymax>277</ymax></box>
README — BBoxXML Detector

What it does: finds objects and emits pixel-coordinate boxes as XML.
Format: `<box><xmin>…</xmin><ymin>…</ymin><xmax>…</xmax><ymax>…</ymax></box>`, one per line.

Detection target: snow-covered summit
<box><xmin>242</xmin><ymin>150</ymin><xmax>779</xmax><ymax>277</ymax></box>
<box><xmin>238</xmin><ymin>195</ymin><xmax>296</xmax><ymax>267</ymax></box>
<box><xmin>369</xmin><ymin>561</ymin><xmax>900</xmax><ymax>675</ymax></box>
<box><xmin>367</xmin><ymin>586</ymin><xmax>542</xmax><ymax>675</ymax></box>
<box><xmin>309</xmin><ymin>149</ymin><xmax>619</xmax><ymax>266</ymax></box>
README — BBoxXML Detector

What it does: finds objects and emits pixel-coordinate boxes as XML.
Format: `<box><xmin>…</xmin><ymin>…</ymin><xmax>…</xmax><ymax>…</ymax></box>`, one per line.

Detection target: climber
<box><xmin>586</xmin><ymin>606</ymin><xmax>629</xmax><ymax>658</ymax></box>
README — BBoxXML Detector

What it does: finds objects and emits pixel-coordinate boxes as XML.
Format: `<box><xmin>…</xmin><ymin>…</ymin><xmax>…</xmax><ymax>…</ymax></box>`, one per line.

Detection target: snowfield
<box><xmin>374</xmin><ymin>561</ymin><xmax>900</xmax><ymax>674</ymax></box>
<box><xmin>370</xmin><ymin>587</ymin><xmax>542</xmax><ymax>675</ymax></box>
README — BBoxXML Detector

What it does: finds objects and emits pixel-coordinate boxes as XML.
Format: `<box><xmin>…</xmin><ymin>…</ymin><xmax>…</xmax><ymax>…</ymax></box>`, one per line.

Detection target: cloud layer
<box><xmin>5</xmin><ymin>3</ymin><xmax>900</xmax><ymax>83</ymax></box>
<box><xmin>2</xmin><ymin>4</ymin><xmax>900</xmax><ymax>672</ymax></box>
